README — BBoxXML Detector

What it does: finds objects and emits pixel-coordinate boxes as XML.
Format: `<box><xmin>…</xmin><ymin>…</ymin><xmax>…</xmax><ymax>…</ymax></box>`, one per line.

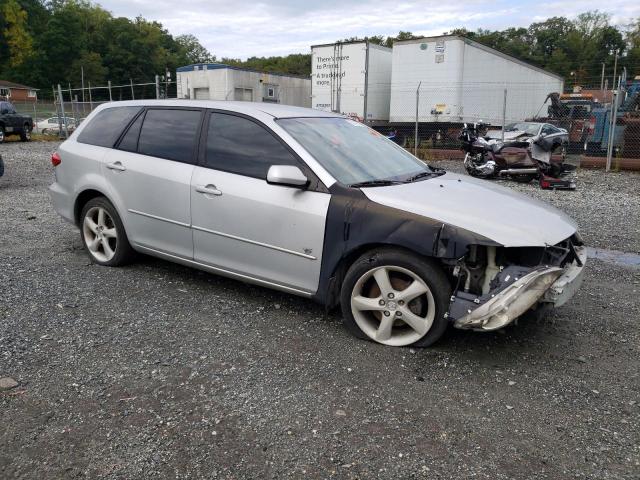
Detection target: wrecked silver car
<box><xmin>51</xmin><ymin>104</ymin><xmax>585</xmax><ymax>348</ymax></box>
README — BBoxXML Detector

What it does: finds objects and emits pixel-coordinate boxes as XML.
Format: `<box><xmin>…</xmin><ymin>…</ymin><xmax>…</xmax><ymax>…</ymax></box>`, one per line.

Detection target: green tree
<box><xmin>0</xmin><ymin>0</ymin><xmax>34</xmax><ymax>67</ymax></box>
<box><xmin>175</xmin><ymin>34</ymin><xmax>215</xmax><ymax>64</ymax></box>
<box><xmin>70</xmin><ymin>51</ymin><xmax>108</xmax><ymax>84</ymax></box>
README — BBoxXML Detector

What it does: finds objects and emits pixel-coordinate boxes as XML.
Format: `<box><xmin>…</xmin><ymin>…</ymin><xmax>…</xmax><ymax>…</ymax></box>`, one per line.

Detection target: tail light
<box><xmin>51</xmin><ymin>152</ymin><xmax>61</xmax><ymax>167</ymax></box>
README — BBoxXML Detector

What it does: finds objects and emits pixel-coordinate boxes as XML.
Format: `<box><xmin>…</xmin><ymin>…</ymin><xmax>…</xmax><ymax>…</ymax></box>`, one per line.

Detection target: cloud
<box><xmin>98</xmin><ymin>0</ymin><xmax>640</xmax><ymax>59</ymax></box>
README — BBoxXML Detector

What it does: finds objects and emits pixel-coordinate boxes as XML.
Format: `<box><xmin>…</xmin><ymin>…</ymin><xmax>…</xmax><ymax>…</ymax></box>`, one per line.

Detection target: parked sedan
<box><xmin>36</xmin><ymin>117</ymin><xmax>77</xmax><ymax>134</ymax></box>
<box><xmin>49</xmin><ymin>101</ymin><xmax>586</xmax><ymax>348</ymax></box>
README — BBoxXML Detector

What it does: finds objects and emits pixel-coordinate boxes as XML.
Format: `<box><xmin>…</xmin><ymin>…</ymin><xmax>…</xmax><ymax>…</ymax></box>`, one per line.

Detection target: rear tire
<box><xmin>80</xmin><ymin>197</ymin><xmax>135</xmax><ymax>267</ymax></box>
<box><xmin>340</xmin><ymin>249</ymin><xmax>451</xmax><ymax>347</ymax></box>
<box><xmin>20</xmin><ymin>124</ymin><xmax>31</xmax><ymax>142</ymax></box>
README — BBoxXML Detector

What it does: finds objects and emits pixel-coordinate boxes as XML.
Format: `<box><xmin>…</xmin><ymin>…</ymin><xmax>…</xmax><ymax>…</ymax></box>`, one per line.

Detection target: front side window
<box><xmin>205</xmin><ymin>112</ymin><xmax>298</xmax><ymax>178</ymax></box>
<box><xmin>77</xmin><ymin>106</ymin><xmax>141</xmax><ymax>147</ymax></box>
<box><xmin>137</xmin><ymin>109</ymin><xmax>202</xmax><ymax>163</ymax></box>
<box><xmin>278</xmin><ymin>117</ymin><xmax>431</xmax><ymax>186</ymax></box>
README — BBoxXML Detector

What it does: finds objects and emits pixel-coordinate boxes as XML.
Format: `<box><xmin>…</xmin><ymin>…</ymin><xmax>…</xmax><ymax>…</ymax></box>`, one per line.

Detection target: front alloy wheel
<box><xmin>341</xmin><ymin>249</ymin><xmax>451</xmax><ymax>347</ymax></box>
<box><xmin>351</xmin><ymin>266</ymin><xmax>436</xmax><ymax>346</ymax></box>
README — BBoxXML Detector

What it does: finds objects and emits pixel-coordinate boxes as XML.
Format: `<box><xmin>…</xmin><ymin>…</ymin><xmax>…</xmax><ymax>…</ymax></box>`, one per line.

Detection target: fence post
<box><xmin>501</xmin><ymin>87</ymin><xmax>507</xmax><ymax>141</ymax></box>
<box><xmin>33</xmin><ymin>100</ymin><xmax>38</xmax><ymax>134</ymax></box>
<box><xmin>415</xmin><ymin>81</ymin><xmax>421</xmax><ymax>156</ymax></box>
<box><xmin>88</xmin><ymin>81</ymin><xmax>93</xmax><ymax>111</ymax></box>
<box><xmin>155</xmin><ymin>75</ymin><xmax>160</xmax><ymax>99</ymax></box>
<box><xmin>57</xmin><ymin>84</ymin><xmax>69</xmax><ymax>138</ymax></box>
<box><xmin>605</xmin><ymin>87</ymin><xmax>620</xmax><ymax>172</ymax></box>
<box><xmin>130</xmin><ymin>79</ymin><xmax>135</xmax><ymax>100</ymax></box>
<box><xmin>108</xmin><ymin>80</ymin><xmax>113</xmax><ymax>101</ymax></box>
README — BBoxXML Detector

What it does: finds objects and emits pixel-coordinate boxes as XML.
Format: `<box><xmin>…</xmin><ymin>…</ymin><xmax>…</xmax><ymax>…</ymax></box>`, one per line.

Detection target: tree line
<box><xmin>1</xmin><ymin>2</ymin><xmax>639</xmax><ymax>96</ymax></box>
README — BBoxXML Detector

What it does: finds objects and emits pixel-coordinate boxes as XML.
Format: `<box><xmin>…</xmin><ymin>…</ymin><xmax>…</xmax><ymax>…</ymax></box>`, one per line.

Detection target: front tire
<box><xmin>0</xmin><ymin>126</ymin><xmax>5</xmax><ymax>144</ymax></box>
<box><xmin>80</xmin><ymin>197</ymin><xmax>135</xmax><ymax>266</ymax></box>
<box><xmin>340</xmin><ymin>249</ymin><xmax>451</xmax><ymax>347</ymax></box>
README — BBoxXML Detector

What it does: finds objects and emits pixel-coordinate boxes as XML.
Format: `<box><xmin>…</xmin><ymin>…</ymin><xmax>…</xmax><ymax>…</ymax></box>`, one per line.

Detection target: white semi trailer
<box><xmin>389</xmin><ymin>35</ymin><xmax>564</xmax><ymax>126</ymax></box>
<box><xmin>311</xmin><ymin>41</ymin><xmax>392</xmax><ymax>122</ymax></box>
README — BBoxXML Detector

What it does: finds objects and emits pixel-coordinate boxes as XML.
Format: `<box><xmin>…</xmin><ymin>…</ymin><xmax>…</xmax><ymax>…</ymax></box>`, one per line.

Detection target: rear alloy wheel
<box><xmin>80</xmin><ymin>197</ymin><xmax>135</xmax><ymax>266</ymax></box>
<box><xmin>341</xmin><ymin>249</ymin><xmax>451</xmax><ymax>347</ymax></box>
<box><xmin>0</xmin><ymin>126</ymin><xmax>5</xmax><ymax>143</ymax></box>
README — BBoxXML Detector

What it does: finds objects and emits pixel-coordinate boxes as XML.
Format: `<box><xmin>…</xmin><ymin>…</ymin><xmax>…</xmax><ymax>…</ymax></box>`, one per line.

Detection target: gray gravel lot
<box><xmin>1</xmin><ymin>141</ymin><xmax>639</xmax><ymax>479</ymax></box>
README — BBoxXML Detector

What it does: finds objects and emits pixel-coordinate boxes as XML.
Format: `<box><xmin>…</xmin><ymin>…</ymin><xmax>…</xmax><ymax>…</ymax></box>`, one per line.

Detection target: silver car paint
<box><xmin>361</xmin><ymin>172</ymin><xmax>577</xmax><ymax>247</ymax></box>
<box><xmin>191</xmin><ymin>166</ymin><xmax>330</xmax><ymax>293</ymax></box>
<box><xmin>103</xmin><ymin>148</ymin><xmax>195</xmax><ymax>259</ymax></box>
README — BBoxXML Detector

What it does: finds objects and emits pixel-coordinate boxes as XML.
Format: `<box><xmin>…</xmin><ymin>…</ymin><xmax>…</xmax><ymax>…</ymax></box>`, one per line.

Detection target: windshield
<box><xmin>504</xmin><ymin>123</ymin><xmax>540</xmax><ymax>135</ymax></box>
<box><xmin>278</xmin><ymin>117</ymin><xmax>432</xmax><ymax>186</ymax></box>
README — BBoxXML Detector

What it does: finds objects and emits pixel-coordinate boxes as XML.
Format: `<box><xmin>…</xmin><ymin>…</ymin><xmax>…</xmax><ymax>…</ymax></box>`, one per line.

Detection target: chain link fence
<box><xmin>7</xmin><ymin>73</ymin><xmax>640</xmax><ymax>168</ymax></box>
<box><xmin>359</xmin><ymin>78</ymin><xmax>640</xmax><ymax>169</ymax></box>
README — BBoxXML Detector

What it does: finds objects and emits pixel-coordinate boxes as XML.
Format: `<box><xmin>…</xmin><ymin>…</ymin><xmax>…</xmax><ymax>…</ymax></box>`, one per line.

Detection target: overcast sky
<box><xmin>99</xmin><ymin>0</ymin><xmax>640</xmax><ymax>59</ymax></box>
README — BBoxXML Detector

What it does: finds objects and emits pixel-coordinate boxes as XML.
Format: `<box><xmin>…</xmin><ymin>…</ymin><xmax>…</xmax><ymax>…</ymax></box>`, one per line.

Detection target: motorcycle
<box><xmin>459</xmin><ymin>122</ymin><xmax>576</xmax><ymax>188</ymax></box>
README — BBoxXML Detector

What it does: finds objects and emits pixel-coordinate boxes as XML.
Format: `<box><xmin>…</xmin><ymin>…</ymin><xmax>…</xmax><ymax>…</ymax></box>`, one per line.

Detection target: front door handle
<box><xmin>106</xmin><ymin>161</ymin><xmax>126</xmax><ymax>171</ymax></box>
<box><xmin>195</xmin><ymin>184</ymin><xmax>222</xmax><ymax>196</ymax></box>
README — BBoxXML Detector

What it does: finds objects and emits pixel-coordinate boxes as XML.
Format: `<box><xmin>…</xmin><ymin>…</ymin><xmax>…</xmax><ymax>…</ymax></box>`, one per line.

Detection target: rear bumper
<box><xmin>453</xmin><ymin>246</ymin><xmax>587</xmax><ymax>331</ymax></box>
<box><xmin>49</xmin><ymin>182</ymin><xmax>75</xmax><ymax>225</ymax></box>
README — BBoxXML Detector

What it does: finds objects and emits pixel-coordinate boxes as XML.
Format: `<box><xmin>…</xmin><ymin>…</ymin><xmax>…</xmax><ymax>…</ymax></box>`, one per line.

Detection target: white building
<box><xmin>389</xmin><ymin>35</ymin><xmax>565</xmax><ymax>125</ymax></box>
<box><xmin>311</xmin><ymin>41</ymin><xmax>392</xmax><ymax>121</ymax></box>
<box><xmin>176</xmin><ymin>63</ymin><xmax>311</xmax><ymax>108</ymax></box>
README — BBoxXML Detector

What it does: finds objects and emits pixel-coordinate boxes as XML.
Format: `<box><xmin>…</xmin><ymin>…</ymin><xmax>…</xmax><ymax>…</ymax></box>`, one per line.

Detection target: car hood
<box><xmin>361</xmin><ymin>172</ymin><xmax>577</xmax><ymax>247</ymax></box>
<box><xmin>486</xmin><ymin>130</ymin><xmax>531</xmax><ymax>141</ymax></box>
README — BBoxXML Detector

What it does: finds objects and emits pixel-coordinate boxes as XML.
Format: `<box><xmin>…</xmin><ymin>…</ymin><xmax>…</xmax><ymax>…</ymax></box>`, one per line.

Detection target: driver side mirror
<box><xmin>266</xmin><ymin>165</ymin><xmax>309</xmax><ymax>188</ymax></box>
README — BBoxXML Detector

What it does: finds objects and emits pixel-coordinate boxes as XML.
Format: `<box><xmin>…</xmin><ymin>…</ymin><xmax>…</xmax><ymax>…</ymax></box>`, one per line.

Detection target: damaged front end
<box><xmin>446</xmin><ymin>235</ymin><xmax>586</xmax><ymax>331</ymax></box>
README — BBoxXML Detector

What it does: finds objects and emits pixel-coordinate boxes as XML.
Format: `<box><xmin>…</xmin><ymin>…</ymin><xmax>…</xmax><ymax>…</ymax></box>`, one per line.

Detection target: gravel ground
<box><xmin>1</xmin><ymin>141</ymin><xmax>639</xmax><ymax>479</ymax></box>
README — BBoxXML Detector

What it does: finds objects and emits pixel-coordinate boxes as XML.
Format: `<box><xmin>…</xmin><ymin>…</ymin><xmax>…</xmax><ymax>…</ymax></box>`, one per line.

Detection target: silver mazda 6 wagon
<box><xmin>49</xmin><ymin>100</ymin><xmax>586</xmax><ymax>347</ymax></box>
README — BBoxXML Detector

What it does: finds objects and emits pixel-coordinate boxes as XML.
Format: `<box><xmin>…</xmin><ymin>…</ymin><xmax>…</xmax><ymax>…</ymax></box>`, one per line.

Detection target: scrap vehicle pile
<box><xmin>459</xmin><ymin>121</ymin><xmax>577</xmax><ymax>189</ymax></box>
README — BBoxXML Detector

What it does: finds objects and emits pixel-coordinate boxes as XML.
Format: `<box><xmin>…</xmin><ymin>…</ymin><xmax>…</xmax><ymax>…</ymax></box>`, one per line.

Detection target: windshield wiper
<box><xmin>348</xmin><ymin>179</ymin><xmax>403</xmax><ymax>188</ymax></box>
<box><xmin>404</xmin><ymin>168</ymin><xmax>445</xmax><ymax>183</ymax></box>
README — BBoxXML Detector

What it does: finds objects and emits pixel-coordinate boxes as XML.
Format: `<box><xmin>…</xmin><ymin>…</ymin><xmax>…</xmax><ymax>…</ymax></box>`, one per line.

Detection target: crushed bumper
<box><xmin>541</xmin><ymin>245</ymin><xmax>587</xmax><ymax>307</ymax></box>
<box><xmin>452</xmin><ymin>246</ymin><xmax>587</xmax><ymax>331</ymax></box>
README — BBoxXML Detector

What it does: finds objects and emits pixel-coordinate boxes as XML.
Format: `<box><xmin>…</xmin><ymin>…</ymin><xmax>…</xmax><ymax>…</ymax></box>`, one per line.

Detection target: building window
<box><xmin>0</xmin><ymin>88</ymin><xmax>10</xmax><ymax>98</ymax></box>
<box><xmin>28</xmin><ymin>90</ymin><xmax>36</xmax><ymax>98</ymax></box>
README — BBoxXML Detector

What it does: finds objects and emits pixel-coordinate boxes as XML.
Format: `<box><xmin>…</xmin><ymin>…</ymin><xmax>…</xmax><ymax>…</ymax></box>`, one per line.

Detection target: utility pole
<box><xmin>414</xmin><ymin>81</ymin><xmax>421</xmax><ymax>156</ymax></box>
<box><xmin>611</xmin><ymin>49</ymin><xmax>618</xmax><ymax>92</ymax></box>
<box><xmin>600</xmin><ymin>62</ymin><xmax>605</xmax><ymax>91</ymax></box>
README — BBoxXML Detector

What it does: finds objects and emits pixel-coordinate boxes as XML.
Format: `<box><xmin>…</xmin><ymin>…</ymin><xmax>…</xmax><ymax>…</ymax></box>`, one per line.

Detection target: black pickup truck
<box><xmin>0</xmin><ymin>101</ymin><xmax>33</xmax><ymax>143</ymax></box>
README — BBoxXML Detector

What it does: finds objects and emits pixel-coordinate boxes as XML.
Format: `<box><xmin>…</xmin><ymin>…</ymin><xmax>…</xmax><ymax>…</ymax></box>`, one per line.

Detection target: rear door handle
<box><xmin>106</xmin><ymin>161</ymin><xmax>126</xmax><ymax>171</ymax></box>
<box><xmin>195</xmin><ymin>184</ymin><xmax>222</xmax><ymax>196</ymax></box>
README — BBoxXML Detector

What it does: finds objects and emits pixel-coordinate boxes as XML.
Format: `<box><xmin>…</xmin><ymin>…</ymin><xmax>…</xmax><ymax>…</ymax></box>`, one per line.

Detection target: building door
<box><xmin>234</xmin><ymin>88</ymin><xmax>253</xmax><ymax>101</ymax></box>
<box><xmin>194</xmin><ymin>88</ymin><xmax>210</xmax><ymax>100</ymax></box>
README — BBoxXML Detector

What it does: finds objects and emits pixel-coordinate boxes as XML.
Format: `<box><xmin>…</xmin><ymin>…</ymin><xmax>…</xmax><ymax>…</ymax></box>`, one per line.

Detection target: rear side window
<box><xmin>137</xmin><ymin>109</ymin><xmax>202</xmax><ymax>163</ymax></box>
<box><xmin>77</xmin><ymin>107</ymin><xmax>141</xmax><ymax>147</ymax></box>
<box><xmin>118</xmin><ymin>112</ymin><xmax>144</xmax><ymax>153</ymax></box>
<box><xmin>205</xmin><ymin>112</ymin><xmax>298</xmax><ymax>178</ymax></box>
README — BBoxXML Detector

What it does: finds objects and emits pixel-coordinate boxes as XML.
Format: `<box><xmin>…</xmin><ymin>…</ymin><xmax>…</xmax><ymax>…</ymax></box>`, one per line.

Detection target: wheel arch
<box><xmin>321</xmin><ymin>242</ymin><xmax>445</xmax><ymax>310</ymax></box>
<box><xmin>73</xmin><ymin>188</ymin><xmax>113</xmax><ymax>226</ymax></box>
